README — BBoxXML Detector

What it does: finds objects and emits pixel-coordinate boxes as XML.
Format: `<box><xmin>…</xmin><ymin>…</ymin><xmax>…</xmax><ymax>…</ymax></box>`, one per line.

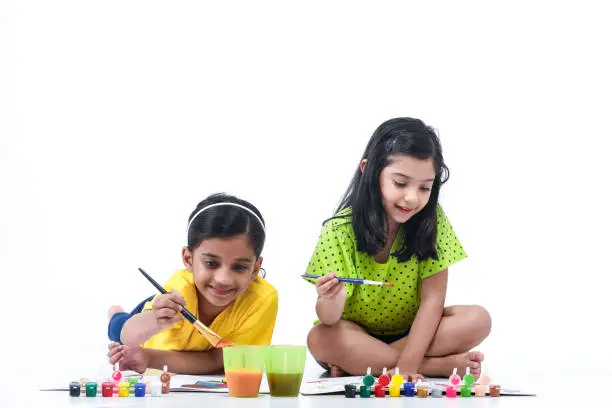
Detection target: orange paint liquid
<box><xmin>225</xmin><ymin>371</ymin><xmax>263</xmax><ymax>398</ymax></box>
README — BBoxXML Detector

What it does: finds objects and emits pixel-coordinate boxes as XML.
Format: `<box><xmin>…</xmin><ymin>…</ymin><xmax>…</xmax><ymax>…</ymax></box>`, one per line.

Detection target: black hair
<box><xmin>187</xmin><ymin>193</ymin><xmax>266</xmax><ymax>259</ymax></box>
<box><xmin>334</xmin><ymin>117</ymin><xmax>449</xmax><ymax>262</ymax></box>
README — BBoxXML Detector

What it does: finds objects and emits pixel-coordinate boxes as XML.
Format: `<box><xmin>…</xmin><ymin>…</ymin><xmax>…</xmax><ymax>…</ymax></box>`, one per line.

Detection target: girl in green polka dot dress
<box><xmin>305</xmin><ymin>117</ymin><xmax>491</xmax><ymax>380</ymax></box>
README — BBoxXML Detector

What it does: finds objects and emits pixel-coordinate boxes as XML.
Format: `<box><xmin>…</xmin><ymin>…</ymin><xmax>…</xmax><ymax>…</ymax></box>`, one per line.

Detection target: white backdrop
<box><xmin>1</xmin><ymin>0</ymin><xmax>611</xmax><ymax>388</ymax></box>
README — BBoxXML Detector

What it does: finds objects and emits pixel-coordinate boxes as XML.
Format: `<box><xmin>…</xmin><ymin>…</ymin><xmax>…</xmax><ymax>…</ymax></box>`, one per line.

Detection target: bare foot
<box><xmin>329</xmin><ymin>364</ymin><xmax>348</xmax><ymax>377</ymax></box>
<box><xmin>107</xmin><ymin>305</ymin><xmax>125</xmax><ymax>320</ymax></box>
<box><xmin>420</xmin><ymin>351</ymin><xmax>484</xmax><ymax>378</ymax></box>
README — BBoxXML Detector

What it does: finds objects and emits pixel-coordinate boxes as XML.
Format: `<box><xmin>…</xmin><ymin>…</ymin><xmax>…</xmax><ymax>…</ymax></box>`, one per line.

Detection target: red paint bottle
<box><xmin>102</xmin><ymin>382</ymin><xmax>114</xmax><ymax>397</ymax></box>
<box><xmin>374</xmin><ymin>383</ymin><xmax>386</xmax><ymax>397</ymax></box>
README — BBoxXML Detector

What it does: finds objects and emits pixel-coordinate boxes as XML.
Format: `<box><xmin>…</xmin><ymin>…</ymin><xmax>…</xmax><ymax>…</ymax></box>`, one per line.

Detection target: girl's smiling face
<box><xmin>371</xmin><ymin>153</ymin><xmax>436</xmax><ymax>228</ymax></box>
<box><xmin>182</xmin><ymin>234</ymin><xmax>262</xmax><ymax>318</ymax></box>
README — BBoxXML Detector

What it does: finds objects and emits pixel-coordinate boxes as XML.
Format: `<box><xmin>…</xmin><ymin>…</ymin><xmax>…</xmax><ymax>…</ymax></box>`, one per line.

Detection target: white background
<box><xmin>1</xmin><ymin>0</ymin><xmax>611</xmax><ymax>389</ymax></box>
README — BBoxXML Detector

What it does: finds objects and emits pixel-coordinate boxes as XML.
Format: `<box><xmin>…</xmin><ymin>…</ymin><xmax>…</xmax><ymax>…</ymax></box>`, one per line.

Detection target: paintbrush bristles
<box><xmin>193</xmin><ymin>320</ymin><xmax>222</xmax><ymax>346</ymax></box>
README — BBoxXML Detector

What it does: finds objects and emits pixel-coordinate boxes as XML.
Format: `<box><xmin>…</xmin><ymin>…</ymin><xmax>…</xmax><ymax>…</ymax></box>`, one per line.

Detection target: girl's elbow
<box><xmin>318</xmin><ymin>313</ymin><xmax>342</xmax><ymax>326</ymax></box>
<box><xmin>120</xmin><ymin>331</ymin><xmax>142</xmax><ymax>348</ymax></box>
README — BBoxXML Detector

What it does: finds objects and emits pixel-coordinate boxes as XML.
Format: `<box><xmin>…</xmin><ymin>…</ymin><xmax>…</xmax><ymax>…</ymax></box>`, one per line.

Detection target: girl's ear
<box><xmin>360</xmin><ymin>159</ymin><xmax>367</xmax><ymax>174</ymax></box>
<box><xmin>182</xmin><ymin>247</ymin><xmax>194</xmax><ymax>271</ymax></box>
<box><xmin>252</xmin><ymin>257</ymin><xmax>263</xmax><ymax>280</ymax></box>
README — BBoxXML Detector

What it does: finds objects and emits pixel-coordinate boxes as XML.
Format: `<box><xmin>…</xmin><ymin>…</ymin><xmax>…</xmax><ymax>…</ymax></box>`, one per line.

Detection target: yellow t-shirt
<box><xmin>141</xmin><ymin>269</ymin><xmax>278</xmax><ymax>351</ymax></box>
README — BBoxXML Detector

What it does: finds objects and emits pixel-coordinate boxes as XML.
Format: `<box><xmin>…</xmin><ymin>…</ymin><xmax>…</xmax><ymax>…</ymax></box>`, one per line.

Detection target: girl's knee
<box><xmin>307</xmin><ymin>324</ymin><xmax>332</xmax><ymax>360</ymax></box>
<box><xmin>468</xmin><ymin>305</ymin><xmax>492</xmax><ymax>338</ymax></box>
<box><xmin>307</xmin><ymin>322</ymin><xmax>356</xmax><ymax>361</ymax></box>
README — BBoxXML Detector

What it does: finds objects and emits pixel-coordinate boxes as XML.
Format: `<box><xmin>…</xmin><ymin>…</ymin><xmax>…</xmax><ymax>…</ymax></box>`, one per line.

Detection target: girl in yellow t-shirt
<box><xmin>304</xmin><ymin>118</ymin><xmax>491</xmax><ymax>381</ymax></box>
<box><xmin>107</xmin><ymin>193</ymin><xmax>278</xmax><ymax>374</ymax></box>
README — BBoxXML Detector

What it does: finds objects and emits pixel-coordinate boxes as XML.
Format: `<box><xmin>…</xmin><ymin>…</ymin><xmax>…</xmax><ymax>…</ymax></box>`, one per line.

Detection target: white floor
<box><xmin>7</xmin><ymin>360</ymin><xmax>606</xmax><ymax>408</ymax></box>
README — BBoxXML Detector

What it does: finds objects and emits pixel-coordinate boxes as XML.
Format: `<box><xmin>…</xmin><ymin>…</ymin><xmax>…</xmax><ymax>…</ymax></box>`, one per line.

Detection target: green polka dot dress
<box><xmin>305</xmin><ymin>205</ymin><xmax>467</xmax><ymax>336</ymax></box>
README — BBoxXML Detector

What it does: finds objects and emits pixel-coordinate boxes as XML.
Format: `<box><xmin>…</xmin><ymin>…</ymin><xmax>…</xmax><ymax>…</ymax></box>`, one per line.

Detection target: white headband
<box><xmin>186</xmin><ymin>202</ymin><xmax>266</xmax><ymax>236</ymax></box>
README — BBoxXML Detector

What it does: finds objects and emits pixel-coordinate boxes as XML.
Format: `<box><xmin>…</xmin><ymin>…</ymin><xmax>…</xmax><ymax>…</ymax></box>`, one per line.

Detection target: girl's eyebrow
<box><xmin>392</xmin><ymin>172</ymin><xmax>435</xmax><ymax>182</ymax></box>
<box><xmin>202</xmin><ymin>253</ymin><xmax>254</xmax><ymax>263</ymax></box>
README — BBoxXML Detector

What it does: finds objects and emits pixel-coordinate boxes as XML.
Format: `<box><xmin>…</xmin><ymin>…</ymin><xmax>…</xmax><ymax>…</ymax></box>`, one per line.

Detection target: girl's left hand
<box><xmin>108</xmin><ymin>342</ymin><xmax>148</xmax><ymax>374</ymax></box>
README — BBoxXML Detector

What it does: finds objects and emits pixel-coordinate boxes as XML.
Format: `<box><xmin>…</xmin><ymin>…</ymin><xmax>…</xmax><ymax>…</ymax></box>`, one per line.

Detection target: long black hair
<box><xmin>187</xmin><ymin>193</ymin><xmax>266</xmax><ymax>258</ymax></box>
<box><xmin>334</xmin><ymin>117</ymin><xmax>449</xmax><ymax>262</ymax></box>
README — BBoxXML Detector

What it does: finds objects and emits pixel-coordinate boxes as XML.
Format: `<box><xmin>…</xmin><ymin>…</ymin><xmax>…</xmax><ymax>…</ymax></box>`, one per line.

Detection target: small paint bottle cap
<box><xmin>474</xmin><ymin>384</ymin><xmax>487</xmax><ymax>397</ymax></box>
<box><xmin>102</xmin><ymin>381</ymin><xmax>114</xmax><ymax>397</ymax></box>
<box><xmin>463</xmin><ymin>367</ymin><xmax>475</xmax><ymax>387</ymax></box>
<box><xmin>477</xmin><ymin>364</ymin><xmax>491</xmax><ymax>383</ymax></box>
<box><xmin>446</xmin><ymin>385</ymin><xmax>457</xmax><ymax>398</ymax></box>
<box><xmin>479</xmin><ymin>373</ymin><xmax>491</xmax><ymax>386</ymax></box>
<box><xmin>449</xmin><ymin>367</ymin><xmax>461</xmax><ymax>386</ymax></box>
<box><xmin>143</xmin><ymin>378</ymin><xmax>152</xmax><ymax>394</ymax></box>
<box><xmin>134</xmin><ymin>382</ymin><xmax>146</xmax><ymax>397</ymax></box>
<box><xmin>391</xmin><ymin>367</ymin><xmax>404</xmax><ymax>386</ymax></box>
<box><xmin>69</xmin><ymin>381</ymin><xmax>81</xmax><ymax>397</ymax></box>
<box><xmin>416</xmin><ymin>381</ymin><xmax>429</xmax><ymax>398</ymax></box>
<box><xmin>112</xmin><ymin>363</ymin><xmax>122</xmax><ymax>382</ymax></box>
<box><xmin>362</xmin><ymin>367</ymin><xmax>375</xmax><ymax>387</ymax></box>
<box><xmin>150</xmin><ymin>381</ymin><xmax>163</xmax><ymax>397</ymax></box>
<box><xmin>162</xmin><ymin>382</ymin><xmax>170</xmax><ymax>394</ymax></box>
<box><xmin>374</xmin><ymin>383</ymin><xmax>386</xmax><ymax>397</ymax></box>
<box><xmin>79</xmin><ymin>377</ymin><xmax>88</xmax><ymax>393</ymax></box>
<box><xmin>118</xmin><ymin>381</ymin><xmax>130</xmax><ymax>397</ymax></box>
<box><xmin>378</xmin><ymin>367</ymin><xmax>391</xmax><ymax>386</ymax></box>
<box><xmin>359</xmin><ymin>384</ymin><xmax>371</xmax><ymax>398</ymax></box>
<box><xmin>85</xmin><ymin>382</ymin><xmax>98</xmax><ymax>397</ymax></box>
<box><xmin>161</xmin><ymin>365</ymin><xmax>171</xmax><ymax>384</ymax></box>
<box><xmin>403</xmin><ymin>381</ymin><xmax>415</xmax><ymax>397</ymax></box>
<box><xmin>344</xmin><ymin>384</ymin><xmax>357</xmax><ymax>398</ymax></box>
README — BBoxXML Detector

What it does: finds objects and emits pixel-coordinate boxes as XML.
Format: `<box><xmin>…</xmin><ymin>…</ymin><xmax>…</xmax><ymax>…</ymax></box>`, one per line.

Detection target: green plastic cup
<box><xmin>223</xmin><ymin>346</ymin><xmax>265</xmax><ymax>398</ymax></box>
<box><xmin>264</xmin><ymin>345</ymin><xmax>307</xmax><ymax>397</ymax></box>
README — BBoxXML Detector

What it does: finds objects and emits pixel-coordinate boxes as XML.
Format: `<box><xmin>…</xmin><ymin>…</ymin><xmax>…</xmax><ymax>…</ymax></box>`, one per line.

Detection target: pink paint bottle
<box><xmin>449</xmin><ymin>367</ymin><xmax>461</xmax><ymax>387</ymax></box>
<box><xmin>111</xmin><ymin>363</ymin><xmax>123</xmax><ymax>383</ymax></box>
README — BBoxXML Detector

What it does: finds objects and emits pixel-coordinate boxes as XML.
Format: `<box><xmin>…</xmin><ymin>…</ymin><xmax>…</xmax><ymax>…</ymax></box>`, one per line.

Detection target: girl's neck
<box><xmin>196</xmin><ymin>294</ymin><xmax>224</xmax><ymax>326</ymax></box>
<box><xmin>386</xmin><ymin>219</ymin><xmax>399</xmax><ymax>241</ymax></box>
<box><xmin>373</xmin><ymin>219</ymin><xmax>400</xmax><ymax>264</ymax></box>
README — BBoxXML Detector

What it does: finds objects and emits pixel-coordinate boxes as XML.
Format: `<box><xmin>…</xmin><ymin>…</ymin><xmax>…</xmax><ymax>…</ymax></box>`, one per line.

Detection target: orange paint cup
<box><xmin>223</xmin><ymin>346</ymin><xmax>265</xmax><ymax>398</ymax></box>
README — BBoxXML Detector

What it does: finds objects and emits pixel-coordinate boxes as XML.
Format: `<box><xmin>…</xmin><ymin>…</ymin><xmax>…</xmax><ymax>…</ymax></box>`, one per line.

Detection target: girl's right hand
<box><xmin>151</xmin><ymin>290</ymin><xmax>186</xmax><ymax>329</ymax></box>
<box><xmin>107</xmin><ymin>342</ymin><xmax>148</xmax><ymax>374</ymax></box>
<box><xmin>315</xmin><ymin>273</ymin><xmax>346</xmax><ymax>300</ymax></box>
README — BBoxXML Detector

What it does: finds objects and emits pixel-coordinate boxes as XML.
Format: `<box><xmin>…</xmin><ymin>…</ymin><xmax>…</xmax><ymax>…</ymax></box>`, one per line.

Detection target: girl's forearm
<box><xmin>120</xmin><ymin>312</ymin><xmax>162</xmax><ymax>347</ymax></box>
<box><xmin>316</xmin><ymin>296</ymin><xmax>346</xmax><ymax>325</ymax></box>
<box><xmin>396</xmin><ymin>300</ymin><xmax>444</xmax><ymax>371</ymax></box>
<box><xmin>144</xmin><ymin>348</ymin><xmax>224</xmax><ymax>375</ymax></box>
